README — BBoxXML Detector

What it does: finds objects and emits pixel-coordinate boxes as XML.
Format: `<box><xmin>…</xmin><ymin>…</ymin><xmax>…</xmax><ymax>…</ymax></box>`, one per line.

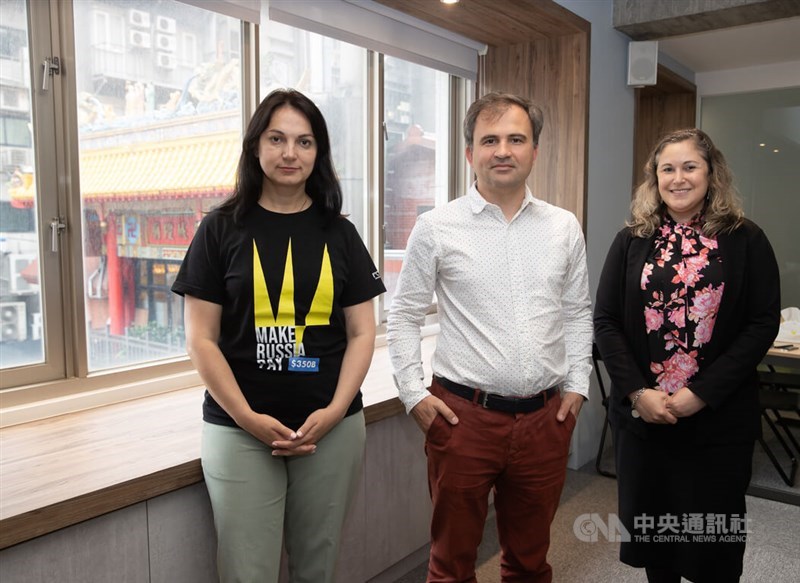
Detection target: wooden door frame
<box><xmin>632</xmin><ymin>64</ymin><xmax>697</xmax><ymax>190</ymax></box>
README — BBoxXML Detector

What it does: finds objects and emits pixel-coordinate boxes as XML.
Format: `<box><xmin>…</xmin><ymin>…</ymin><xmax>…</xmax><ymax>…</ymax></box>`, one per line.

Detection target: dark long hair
<box><xmin>217</xmin><ymin>88</ymin><xmax>343</xmax><ymax>225</ymax></box>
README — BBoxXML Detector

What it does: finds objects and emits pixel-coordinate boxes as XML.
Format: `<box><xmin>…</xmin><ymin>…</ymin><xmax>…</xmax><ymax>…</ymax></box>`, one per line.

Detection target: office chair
<box><xmin>757</xmin><ymin>367</ymin><xmax>800</xmax><ymax>487</ymax></box>
<box><xmin>592</xmin><ymin>343</ymin><xmax>616</xmax><ymax>478</ymax></box>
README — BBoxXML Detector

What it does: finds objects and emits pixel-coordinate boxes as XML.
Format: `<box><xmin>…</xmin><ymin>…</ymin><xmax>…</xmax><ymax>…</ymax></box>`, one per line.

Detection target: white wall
<box><xmin>696</xmin><ymin>60</ymin><xmax>800</xmax><ymax>96</ymax></box>
<box><xmin>659</xmin><ymin>50</ymin><xmax>696</xmax><ymax>85</ymax></box>
<box><xmin>555</xmin><ymin>0</ymin><xmax>636</xmax><ymax>470</ymax></box>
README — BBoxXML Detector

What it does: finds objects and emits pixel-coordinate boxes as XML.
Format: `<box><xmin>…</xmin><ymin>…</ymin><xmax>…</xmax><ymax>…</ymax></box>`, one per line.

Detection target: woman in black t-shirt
<box><xmin>173</xmin><ymin>89</ymin><xmax>385</xmax><ymax>583</ymax></box>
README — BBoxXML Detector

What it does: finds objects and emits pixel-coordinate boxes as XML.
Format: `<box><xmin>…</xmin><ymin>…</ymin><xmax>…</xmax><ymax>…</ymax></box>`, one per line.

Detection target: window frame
<box><xmin>0</xmin><ymin>0</ymin><xmax>66</xmax><ymax>390</ymax></box>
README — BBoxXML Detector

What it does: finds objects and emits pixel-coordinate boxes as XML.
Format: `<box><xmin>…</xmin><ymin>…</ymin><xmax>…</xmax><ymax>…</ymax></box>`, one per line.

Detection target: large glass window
<box><xmin>72</xmin><ymin>0</ymin><xmax>243</xmax><ymax>371</ymax></box>
<box><xmin>260</xmin><ymin>20</ymin><xmax>368</xmax><ymax>235</ymax></box>
<box><xmin>0</xmin><ymin>0</ymin><xmax>43</xmax><ymax>369</ymax></box>
<box><xmin>0</xmin><ymin>0</ymin><xmax>244</xmax><ymax>380</ymax></box>
<box><xmin>1</xmin><ymin>0</ymin><xmax>471</xmax><ymax>413</ymax></box>
<box><xmin>383</xmin><ymin>58</ymin><xmax>450</xmax><ymax>306</ymax></box>
<box><xmin>259</xmin><ymin>21</ymin><xmax>457</xmax><ymax>312</ymax></box>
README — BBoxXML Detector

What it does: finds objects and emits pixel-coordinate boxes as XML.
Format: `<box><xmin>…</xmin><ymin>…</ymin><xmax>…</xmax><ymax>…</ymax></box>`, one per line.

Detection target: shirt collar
<box><xmin>662</xmin><ymin>209</ymin><xmax>705</xmax><ymax>231</ymax></box>
<box><xmin>467</xmin><ymin>182</ymin><xmax>537</xmax><ymax>216</ymax></box>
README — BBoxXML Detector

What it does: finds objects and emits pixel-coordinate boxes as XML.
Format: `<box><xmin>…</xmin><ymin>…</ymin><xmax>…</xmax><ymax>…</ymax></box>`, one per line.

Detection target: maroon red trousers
<box><xmin>424</xmin><ymin>378</ymin><xmax>576</xmax><ymax>583</ymax></box>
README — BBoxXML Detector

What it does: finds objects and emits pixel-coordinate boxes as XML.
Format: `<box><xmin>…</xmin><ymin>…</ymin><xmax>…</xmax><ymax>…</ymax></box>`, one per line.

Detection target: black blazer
<box><xmin>594</xmin><ymin>219</ymin><xmax>780</xmax><ymax>445</ymax></box>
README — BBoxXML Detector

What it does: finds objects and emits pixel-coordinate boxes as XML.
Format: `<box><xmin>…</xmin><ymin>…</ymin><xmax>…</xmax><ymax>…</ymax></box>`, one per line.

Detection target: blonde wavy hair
<box><xmin>628</xmin><ymin>128</ymin><xmax>744</xmax><ymax>237</ymax></box>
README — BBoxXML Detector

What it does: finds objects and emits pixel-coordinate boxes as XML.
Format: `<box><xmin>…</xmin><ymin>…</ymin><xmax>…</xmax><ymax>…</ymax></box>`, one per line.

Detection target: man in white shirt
<box><xmin>387</xmin><ymin>92</ymin><xmax>593</xmax><ymax>582</ymax></box>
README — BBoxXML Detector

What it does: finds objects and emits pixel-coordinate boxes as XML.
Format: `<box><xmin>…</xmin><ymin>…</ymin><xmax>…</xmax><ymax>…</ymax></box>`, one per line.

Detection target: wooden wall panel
<box><xmin>632</xmin><ymin>65</ymin><xmax>697</xmax><ymax>188</ymax></box>
<box><xmin>483</xmin><ymin>32</ymin><xmax>589</xmax><ymax>226</ymax></box>
<box><xmin>374</xmin><ymin>0</ymin><xmax>587</xmax><ymax>45</ymax></box>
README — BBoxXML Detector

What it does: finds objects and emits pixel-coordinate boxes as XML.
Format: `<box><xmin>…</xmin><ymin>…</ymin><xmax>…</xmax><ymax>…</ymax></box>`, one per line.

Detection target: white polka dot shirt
<box><xmin>387</xmin><ymin>183</ymin><xmax>594</xmax><ymax>413</ymax></box>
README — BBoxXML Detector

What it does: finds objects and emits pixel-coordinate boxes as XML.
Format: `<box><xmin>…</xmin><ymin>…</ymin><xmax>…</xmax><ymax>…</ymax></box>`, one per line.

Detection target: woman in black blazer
<box><xmin>594</xmin><ymin>128</ymin><xmax>780</xmax><ymax>583</ymax></box>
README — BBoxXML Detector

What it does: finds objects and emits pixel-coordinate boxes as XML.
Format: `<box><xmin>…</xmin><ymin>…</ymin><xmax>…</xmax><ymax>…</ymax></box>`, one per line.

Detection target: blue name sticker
<box><xmin>288</xmin><ymin>357</ymin><xmax>320</xmax><ymax>373</ymax></box>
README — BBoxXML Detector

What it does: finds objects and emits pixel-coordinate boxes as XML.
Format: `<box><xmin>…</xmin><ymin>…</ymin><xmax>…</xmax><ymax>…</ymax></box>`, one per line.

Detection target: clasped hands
<box><xmin>240</xmin><ymin>406</ymin><xmax>346</xmax><ymax>456</ymax></box>
<box><xmin>634</xmin><ymin>387</ymin><xmax>706</xmax><ymax>424</ymax></box>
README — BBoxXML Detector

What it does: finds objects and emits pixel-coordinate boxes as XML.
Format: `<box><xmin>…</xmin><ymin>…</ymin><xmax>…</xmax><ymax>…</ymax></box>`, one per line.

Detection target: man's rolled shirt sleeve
<box><xmin>387</xmin><ymin>215</ymin><xmax>438</xmax><ymax>413</ymax></box>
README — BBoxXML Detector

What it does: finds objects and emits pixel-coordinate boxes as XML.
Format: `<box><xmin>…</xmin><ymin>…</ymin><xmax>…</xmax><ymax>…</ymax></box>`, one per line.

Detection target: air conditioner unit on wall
<box><xmin>156</xmin><ymin>34</ymin><xmax>176</xmax><ymax>52</ymax></box>
<box><xmin>0</xmin><ymin>87</ymin><xmax>28</xmax><ymax>112</ymax></box>
<box><xmin>156</xmin><ymin>52</ymin><xmax>176</xmax><ymax>69</ymax></box>
<box><xmin>129</xmin><ymin>30</ymin><xmax>152</xmax><ymax>49</ymax></box>
<box><xmin>156</xmin><ymin>16</ymin><xmax>176</xmax><ymax>34</ymax></box>
<box><xmin>128</xmin><ymin>9</ymin><xmax>151</xmax><ymax>28</ymax></box>
<box><xmin>0</xmin><ymin>302</ymin><xmax>27</xmax><ymax>342</ymax></box>
<box><xmin>8</xmin><ymin>254</ymin><xmax>36</xmax><ymax>294</ymax></box>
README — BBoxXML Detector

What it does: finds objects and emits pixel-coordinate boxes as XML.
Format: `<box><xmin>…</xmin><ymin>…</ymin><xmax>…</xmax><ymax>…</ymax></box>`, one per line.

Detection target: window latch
<box><xmin>50</xmin><ymin>217</ymin><xmax>66</xmax><ymax>252</ymax></box>
<box><xmin>42</xmin><ymin>56</ymin><xmax>61</xmax><ymax>91</ymax></box>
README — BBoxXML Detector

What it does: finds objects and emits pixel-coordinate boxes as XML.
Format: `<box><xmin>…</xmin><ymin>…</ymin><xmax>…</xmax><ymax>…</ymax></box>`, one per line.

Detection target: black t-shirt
<box><xmin>172</xmin><ymin>204</ymin><xmax>385</xmax><ymax>428</ymax></box>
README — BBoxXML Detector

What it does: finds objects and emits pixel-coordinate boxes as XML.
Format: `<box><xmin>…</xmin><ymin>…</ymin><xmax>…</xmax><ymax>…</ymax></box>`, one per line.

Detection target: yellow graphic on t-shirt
<box><xmin>253</xmin><ymin>239</ymin><xmax>333</xmax><ymax>370</ymax></box>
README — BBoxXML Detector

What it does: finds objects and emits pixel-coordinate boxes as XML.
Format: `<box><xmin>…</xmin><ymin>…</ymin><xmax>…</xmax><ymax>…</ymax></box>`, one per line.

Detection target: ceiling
<box><xmin>372</xmin><ymin>0</ymin><xmax>587</xmax><ymax>45</ymax></box>
<box><xmin>657</xmin><ymin>16</ymin><xmax>800</xmax><ymax>73</ymax></box>
<box><xmin>374</xmin><ymin>1</ymin><xmax>798</xmax><ymax>75</ymax></box>
<box><xmin>373</xmin><ymin>1</ymin><xmax>799</xmax><ymax>74</ymax></box>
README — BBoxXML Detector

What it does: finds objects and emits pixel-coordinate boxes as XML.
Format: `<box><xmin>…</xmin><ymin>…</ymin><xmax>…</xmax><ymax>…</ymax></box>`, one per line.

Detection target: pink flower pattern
<box><xmin>641</xmin><ymin>215</ymin><xmax>724</xmax><ymax>394</ymax></box>
<box><xmin>699</xmin><ymin>235</ymin><xmax>718</xmax><ymax>249</ymax></box>
<box><xmin>668</xmin><ymin>308</ymin><xmax>685</xmax><ymax>329</ymax></box>
<box><xmin>650</xmin><ymin>350</ymin><xmax>700</xmax><ymax>394</ymax></box>
<box><xmin>645</xmin><ymin>307</ymin><xmax>664</xmax><ymax>332</ymax></box>
<box><xmin>641</xmin><ymin>262</ymin><xmax>653</xmax><ymax>290</ymax></box>
<box><xmin>656</xmin><ymin>247</ymin><xmax>673</xmax><ymax>267</ymax></box>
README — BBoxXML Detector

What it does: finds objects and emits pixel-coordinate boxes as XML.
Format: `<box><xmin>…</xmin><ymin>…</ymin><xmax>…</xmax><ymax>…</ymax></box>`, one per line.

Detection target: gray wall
<box><xmin>554</xmin><ymin>0</ymin><xmax>637</xmax><ymax>469</ymax></box>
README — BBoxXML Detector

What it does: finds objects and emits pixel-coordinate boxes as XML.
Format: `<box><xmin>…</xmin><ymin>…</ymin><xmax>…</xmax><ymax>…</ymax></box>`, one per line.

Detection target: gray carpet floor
<box><xmin>393</xmin><ymin>458</ymin><xmax>800</xmax><ymax>582</ymax></box>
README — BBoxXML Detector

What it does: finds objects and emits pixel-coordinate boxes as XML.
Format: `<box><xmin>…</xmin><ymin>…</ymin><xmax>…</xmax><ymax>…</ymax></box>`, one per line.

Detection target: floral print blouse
<box><xmin>640</xmin><ymin>214</ymin><xmax>725</xmax><ymax>394</ymax></box>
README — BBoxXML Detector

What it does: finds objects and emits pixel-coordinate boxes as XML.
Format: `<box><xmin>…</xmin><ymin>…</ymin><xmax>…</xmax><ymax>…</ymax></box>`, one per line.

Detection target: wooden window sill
<box><xmin>0</xmin><ymin>338</ymin><xmax>435</xmax><ymax>549</ymax></box>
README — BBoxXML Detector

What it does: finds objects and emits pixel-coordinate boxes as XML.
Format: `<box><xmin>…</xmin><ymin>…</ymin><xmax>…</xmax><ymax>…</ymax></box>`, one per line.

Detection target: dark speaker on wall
<box><xmin>627</xmin><ymin>41</ymin><xmax>658</xmax><ymax>87</ymax></box>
